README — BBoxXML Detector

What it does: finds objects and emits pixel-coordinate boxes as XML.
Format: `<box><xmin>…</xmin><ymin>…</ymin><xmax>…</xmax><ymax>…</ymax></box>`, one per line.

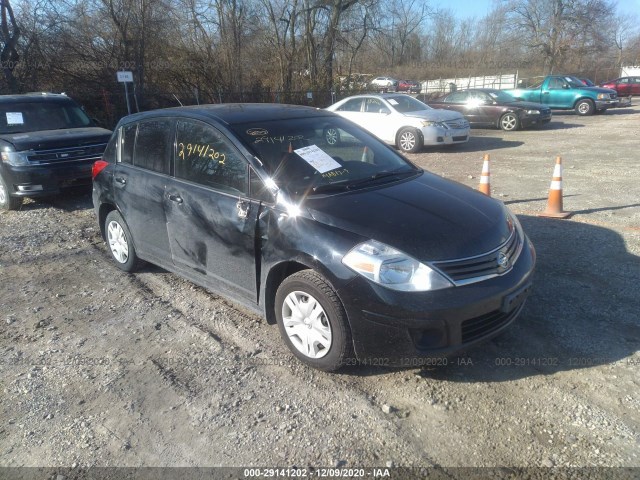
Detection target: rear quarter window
<box><xmin>120</xmin><ymin>123</ymin><xmax>137</xmax><ymax>164</ymax></box>
<box><xmin>102</xmin><ymin>131</ymin><xmax>118</xmax><ymax>163</ymax></box>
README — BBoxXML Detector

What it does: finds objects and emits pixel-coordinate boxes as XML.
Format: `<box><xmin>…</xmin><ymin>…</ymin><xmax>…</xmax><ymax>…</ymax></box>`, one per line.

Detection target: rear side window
<box><xmin>120</xmin><ymin>123</ymin><xmax>137</xmax><ymax>164</ymax></box>
<box><xmin>133</xmin><ymin>119</ymin><xmax>172</xmax><ymax>174</ymax></box>
<box><xmin>175</xmin><ymin>119</ymin><xmax>247</xmax><ymax>195</ymax></box>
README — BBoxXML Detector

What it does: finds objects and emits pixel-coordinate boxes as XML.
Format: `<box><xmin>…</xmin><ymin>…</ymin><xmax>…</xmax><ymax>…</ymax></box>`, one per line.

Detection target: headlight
<box><xmin>1</xmin><ymin>151</ymin><xmax>31</xmax><ymax>166</ymax></box>
<box><xmin>420</xmin><ymin>120</ymin><xmax>445</xmax><ymax>128</ymax></box>
<box><xmin>596</xmin><ymin>93</ymin><xmax>610</xmax><ymax>100</ymax></box>
<box><xmin>525</xmin><ymin>109</ymin><xmax>540</xmax><ymax>115</ymax></box>
<box><xmin>342</xmin><ymin>240</ymin><xmax>453</xmax><ymax>292</ymax></box>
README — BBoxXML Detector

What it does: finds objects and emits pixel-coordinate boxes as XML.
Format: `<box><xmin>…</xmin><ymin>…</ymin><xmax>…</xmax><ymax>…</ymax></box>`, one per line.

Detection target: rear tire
<box><xmin>397</xmin><ymin>128</ymin><xmax>423</xmax><ymax>153</ymax></box>
<box><xmin>575</xmin><ymin>99</ymin><xmax>595</xmax><ymax>116</ymax></box>
<box><xmin>275</xmin><ymin>270</ymin><xmax>353</xmax><ymax>371</ymax></box>
<box><xmin>104</xmin><ymin>210</ymin><xmax>140</xmax><ymax>272</ymax></box>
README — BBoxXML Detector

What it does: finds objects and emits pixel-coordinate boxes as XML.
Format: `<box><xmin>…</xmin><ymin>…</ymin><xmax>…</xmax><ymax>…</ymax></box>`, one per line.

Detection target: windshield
<box><xmin>231</xmin><ymin>116</ymin><xmax>419</xmax><ymax>198</ymax></box>
<box><xmin>488</xmin><ymin>90</ymin><xmax>517</xmax><ymax>102</ymax></box>
<box><xmin>0</xmin><ymin>100</ymin><xmax>93</xmax><ymax>134</ymax></box>
<box><xmin>385</xmin><ymin>95</ymin><xmax>432</xmax><ymax>113</ymax></box>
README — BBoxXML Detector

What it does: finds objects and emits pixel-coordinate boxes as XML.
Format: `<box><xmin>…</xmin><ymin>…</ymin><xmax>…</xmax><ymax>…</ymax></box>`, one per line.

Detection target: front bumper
<box><xmin>421</xmin><ymin>126</ymin><xmax>470</xmax><ymax>145</ymax></box>
<box><xmin>1</xmin><ymin>160</ymin><xmax>95</xmax><ymax>198</ymax></box>
<box><xmin>595</xmin><ymin>99</ymin><xmax>618</xmax><ymax>109</ymax></box>
<box><xmin>337</xmin><ymin>235</ymin><xmax>536</xmax><ymax>364</ymax></box>
<box><xmin>521</xmin><ymin>112</ymin><xmax>552</xmax><ymax>128</ymax></box>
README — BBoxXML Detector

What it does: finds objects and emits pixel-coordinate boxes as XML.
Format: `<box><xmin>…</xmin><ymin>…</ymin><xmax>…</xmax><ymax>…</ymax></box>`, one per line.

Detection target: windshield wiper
<box><xmin>311</xmin><ymin>179</ymin><xmax>353</xmax><ymax>194</ymax></box>
<box><xmin>347</xmin><ymin>169</ymin><xmax>417</xmax><ymax>189</ymax></box>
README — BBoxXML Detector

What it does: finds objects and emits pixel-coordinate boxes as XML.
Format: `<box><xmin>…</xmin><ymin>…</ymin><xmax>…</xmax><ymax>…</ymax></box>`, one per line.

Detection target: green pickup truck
<box><xmin>507</xmin><ymin>75</ymin><xmax>619</xmax><ymax>116</ymax></box>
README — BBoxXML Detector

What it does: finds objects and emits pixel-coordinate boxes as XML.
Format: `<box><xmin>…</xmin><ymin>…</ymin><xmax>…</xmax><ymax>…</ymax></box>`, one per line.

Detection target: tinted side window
<box><xmin>133</xmin><ymin>119</ymin><xmax>172</xmax><ymax>174</ymax></box>
<box><xmin>120</xmin><ymin>123</ymin><xmax>137</xmax><ymax>164</ymax></box>
<box><xmin>103</xmin><ymin>131</ymin><xmax>118</xmax><ymax>163</ymax></box>
<box><xmin>250</xmin><ymin>168</ymin><xmax>273</xmax><ymax>203</ymax></box>
<box><xmin>445</xmin><ymin>91</ymin><xmax>468</xmax><ymax>103</ymax></box>
<box><xmin>175</xmin><ymin>120</ymin><xmax>247</xmax><ymax>195</ymax></box>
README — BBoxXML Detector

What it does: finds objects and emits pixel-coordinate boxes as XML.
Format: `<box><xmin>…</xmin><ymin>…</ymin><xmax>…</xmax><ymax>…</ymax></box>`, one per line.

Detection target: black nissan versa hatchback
<box><xmin>0</xmin><ymin>93</ymin><xmax>112</xmax><ymax>210</ymax></box>
<box><xmin>92</xmin><ymin>104</ymin><xmax>535</xmax><ymax>371</ymax></box>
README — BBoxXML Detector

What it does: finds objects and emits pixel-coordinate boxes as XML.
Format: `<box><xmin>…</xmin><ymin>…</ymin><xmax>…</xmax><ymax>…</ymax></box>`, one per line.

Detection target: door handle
<box><xmin>168</xmin><ymin>194</ymin><xmax>183</xmax><ymax>204</ymax></box>
<box><xmin>114</xmin><ymin>177</ymin><xmax>127</xmax><ymax>185</ymax></box>
<box><xmin>236</xmin><ymin>200</ymin><xmax>249</xmax><ymax>219</ymax></box>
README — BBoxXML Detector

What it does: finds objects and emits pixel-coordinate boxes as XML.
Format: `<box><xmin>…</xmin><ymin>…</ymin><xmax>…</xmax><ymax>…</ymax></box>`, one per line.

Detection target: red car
<box><xmin>599</xmin><ymin>77</ymin><xmax>640</xmax><ymax>96</ymax></box>
<box><xmin>397</xmin><ymin>80</ymin><xmax>421</xmax><ymax>93</ymax></box>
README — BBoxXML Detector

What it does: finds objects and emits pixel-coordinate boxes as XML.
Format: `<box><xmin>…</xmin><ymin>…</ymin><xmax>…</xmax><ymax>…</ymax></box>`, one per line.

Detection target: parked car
<box><xmin>325</xmin><ymin>94</ymin><xmax>470</xmax><ymax>152</ymax></box>
<box><xmin>397</xmin><ymin>80</ymin><xmax>421</xmax><ymax>93</ymax></box>
<box><xmin>599</xmin><ymin>77</ymin><xmax>640</xmax><ymax>96</ymax></box>
<box><xmin>370</xmin><ymin>77</ymin><xmax>398</xmax><ymax>91</ymax></box>
<box><xmin>425</xmin><ymin>88</ymin><xmax>552</xmax><ymax>131</ymax></box>
<box><xmin>579</xmin><ymin>78</ymin><xmax>595</xmax><ymax>87</ymax></box>
<box><xmin>92</xmin><ymin>104</ymin><xmax>535</xmax><ymax>371</ymax></box>
<box><xmin>506</xmin><ymin>75</ymin><xmax>618</xmax><ymax>115</ymax></box>
<box><xmin>0</xmin><ymin>93</ymin><xmax>112</xmax><ymax>210</ymax></box>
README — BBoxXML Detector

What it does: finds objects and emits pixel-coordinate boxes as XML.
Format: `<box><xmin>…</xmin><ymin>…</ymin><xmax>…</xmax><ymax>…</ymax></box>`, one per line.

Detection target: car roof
<box><xmin>0</xmin><ymin>93</ymin><xmax>74</xmax><ymax>103</ymax></box>
<box><xmin>118</xmin><ymin>103</ymin><xmax>333</xmax><ymax>126</ymax></box>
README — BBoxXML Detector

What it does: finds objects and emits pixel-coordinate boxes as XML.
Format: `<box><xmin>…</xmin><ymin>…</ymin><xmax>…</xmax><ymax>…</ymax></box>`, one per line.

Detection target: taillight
<box><xmin>92</xmin><ymin>159</ymin><xmax>109</xmax><ymax>179</ymax></box>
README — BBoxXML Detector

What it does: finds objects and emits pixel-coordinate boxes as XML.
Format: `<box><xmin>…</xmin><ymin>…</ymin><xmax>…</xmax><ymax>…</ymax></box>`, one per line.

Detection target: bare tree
<box><xmin>1</xmin><ymin>0</ymin><xmax>20</xmax><ymax>92</ymax></box>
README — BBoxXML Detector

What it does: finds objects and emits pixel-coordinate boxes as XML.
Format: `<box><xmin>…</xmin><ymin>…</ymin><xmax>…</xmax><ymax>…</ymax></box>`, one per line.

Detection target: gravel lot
<box><xmin>1</xmin><ymin>104</ymin><xmax>639</xmax><ymax>477</ymax></box>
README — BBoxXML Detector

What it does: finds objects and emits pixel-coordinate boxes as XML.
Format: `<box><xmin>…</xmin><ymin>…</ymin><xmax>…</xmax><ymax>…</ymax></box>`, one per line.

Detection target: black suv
<box><xmin>0</xmin><ymin>93</ymin><xmax>112</xmax><ymax>210</ymax></box>
<box><xmin>93</xmin><ymin>104</ymin><xmax>535</xmax><ymax>371</ymax></box>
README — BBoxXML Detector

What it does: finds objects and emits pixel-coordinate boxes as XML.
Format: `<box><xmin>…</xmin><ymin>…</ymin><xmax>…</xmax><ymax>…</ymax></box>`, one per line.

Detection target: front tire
<box><xmin>0</xmin><ymin>173</ymin><xmax>23</xmax><ymax>211</ymax></box>
<box><xmin>499</xmin><ymin>112</ymin><xmax>520</xmax><ymax>131</ymax></box>
<box><xmin>275</xmin><ymin>270</ymin><xmax>353</xmax><ymax>371</ymax></box>
<box><xmin>575</xmin><ymin>99</ymin><xmax>595</xmax><ymax>116</ymax></box>
<box><xmin>104</xmin><ymin>210</ymin><xmax>140</xmax><ymax>272</ymax></box>
<box><xmin>397</xmin><ymin>127</ymin><xmax>423</xmax><ymax>153</ymax></box>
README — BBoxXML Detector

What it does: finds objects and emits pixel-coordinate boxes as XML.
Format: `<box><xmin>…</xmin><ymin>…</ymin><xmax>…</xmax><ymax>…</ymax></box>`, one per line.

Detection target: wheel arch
<box><xmin>98</xmin><ymin>202</ymin><xmax>118</xmax><ymax>240</ymax></box>
<box><xmin>263</xmin><ymin>258</ymin><xmax>347</xmax><ymax>326</ymax></box>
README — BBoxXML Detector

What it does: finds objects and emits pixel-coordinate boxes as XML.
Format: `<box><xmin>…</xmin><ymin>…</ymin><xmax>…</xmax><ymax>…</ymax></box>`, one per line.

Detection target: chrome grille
<box><xmin>433</xmin><ymin>230</ymin><xmax>522</xmax><ymax>285</ymax></box>
<box><xmin>444</xmin><ymin>119</ymin><xmax>469</xmax><ymax>129</ymax></box>
<box><xmin>27</xmin><ymin>143</ymin><xmax>107</xmax><ymax>164</ymax></box>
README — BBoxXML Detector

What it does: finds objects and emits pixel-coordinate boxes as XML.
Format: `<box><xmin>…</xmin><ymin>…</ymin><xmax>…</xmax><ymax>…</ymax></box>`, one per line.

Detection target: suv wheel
<box><xmin>105</xmin><ymin>210</ymin><xmax>140</xmax><ymax>272</ymax></box>
<box><xmin>0</xmin><ymin>173</ymin><xmax>22</xmax><ymax>211</ymax></box>
<box><xmin>275</xmin><ymin>270</ymin><xmax>353</xmax><ymax>371</ymax></box>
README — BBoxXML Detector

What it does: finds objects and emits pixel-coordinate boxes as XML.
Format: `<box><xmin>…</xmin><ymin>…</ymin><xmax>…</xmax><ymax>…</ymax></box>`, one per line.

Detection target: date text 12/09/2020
<box><xmin>244</xmin><ymin>468</ymin><xmax>391</xmax><ymax>478</ymax></box>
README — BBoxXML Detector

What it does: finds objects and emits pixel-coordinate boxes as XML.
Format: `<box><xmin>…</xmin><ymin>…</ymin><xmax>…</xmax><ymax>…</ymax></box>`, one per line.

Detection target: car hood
<box><xmin>581</xmin><ymin>86</ymin><xmax>617</xmax><ymax>95</ymax></box>
<box><xmin>305</xmin><ymin>172</ymin><xmax>512</xmax><ymax>261</ymax></box>
<box><xmin>404</xmin><ymin>109</ymin><xmax>464</xmax><ymax>122</ymax></box>
<box><xmin>0</xmin><ymin>127</ymin><xmax>112</xmax><ymax>151</ymax></box>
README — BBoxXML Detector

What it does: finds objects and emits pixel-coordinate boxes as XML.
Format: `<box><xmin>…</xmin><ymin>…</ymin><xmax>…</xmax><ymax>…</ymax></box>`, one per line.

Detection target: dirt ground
<box><xmin>1</xmin><ymin>104</ymin><xmax>639</xmax><ymax>477</ymax></box>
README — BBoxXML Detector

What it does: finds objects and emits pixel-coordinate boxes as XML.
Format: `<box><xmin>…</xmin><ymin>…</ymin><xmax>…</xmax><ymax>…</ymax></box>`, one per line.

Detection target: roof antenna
<box><xmin>173</xmin><ymin>94</ymin><xmax>183</xmax><ymax>106</ymax></box>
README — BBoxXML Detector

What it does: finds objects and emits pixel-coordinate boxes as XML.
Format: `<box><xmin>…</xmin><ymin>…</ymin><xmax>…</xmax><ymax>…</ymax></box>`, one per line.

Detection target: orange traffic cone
<box><xmin>539</xmin><ymin>156</ymin><xmax>572</xmax><ymax>218</ymax></box>
<box><xmin>478</xmin><ymin>154</ymin><xmax>491</xmax><ymax>196</ymax></box>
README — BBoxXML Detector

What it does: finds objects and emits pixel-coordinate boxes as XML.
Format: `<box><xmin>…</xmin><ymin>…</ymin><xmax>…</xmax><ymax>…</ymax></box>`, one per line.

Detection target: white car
<box><xmin>370</xmin><ymin>77</ymin><xmax>398</xmax><ymax>90</ymax></box>
<box><xmin>325</xmin><ymin>94</ymin><xmax>470</xmax><ymax>153</ymax></box>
